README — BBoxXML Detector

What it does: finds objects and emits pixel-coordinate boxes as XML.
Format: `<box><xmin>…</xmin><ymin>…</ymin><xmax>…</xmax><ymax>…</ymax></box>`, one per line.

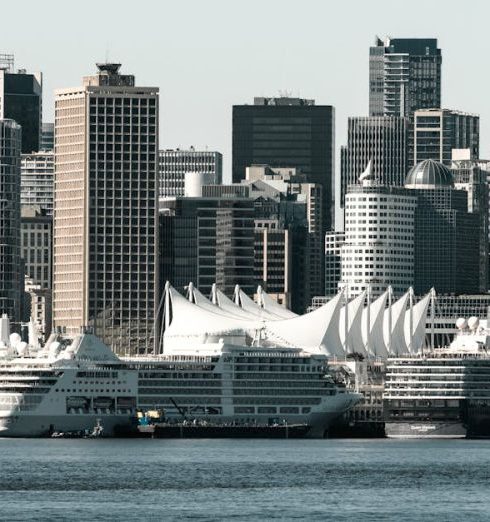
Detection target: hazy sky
<box><xmin>4</xmin><ymin>0</ymin><xmax>489</xmax><ymax>180</ymax></box>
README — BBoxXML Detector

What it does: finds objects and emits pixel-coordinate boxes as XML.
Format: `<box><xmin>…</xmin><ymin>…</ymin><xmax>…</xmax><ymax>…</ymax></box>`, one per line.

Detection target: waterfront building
<box><xmin>413</xmin><ymin>109</ymin><xmax>479</xmax><ymax>166</ymax></box>
<box><xmin>325</xmin><ymin>231</ymin><xmax>345</xmax><ymax>297</ymax></box>
<box><xmin>21</xmin><ymin>205</ymin><xmax>52</xmax><ymax>289</ymax></box>
<box><xmin>0</xmin><ymin>120</ymin><xmax>22</xmax><ymax>325</ymax></box>
<box><xmin>40</xmin><ymin>122</ymin><xmax>54</xmax><ymax>151</ymax></box>
<box><xmin>159</xmin><ymin>147</ymin><xmax>222</xmax><ymax>198</ymax></box>
<box><xmin>369</xmin><ymin>37</ymin><xmax>441</xmax><ymax>118</ymax></box>
<box><xmin>405</xmin><ymin>159</ymin><xmax>481</xmax><ymax>295</ymax></box>
<box><xmin>0</xmin><ymin>66</ymin><xmax>42</xmax><ymax>153</ymax></box>
<box><xmin>232</xmin><ymin>97</ymin><xmax>335</xmax><ymax>231</ymax></box>
<box><xmin>340</xmin><ymin>116</ymin><xmax>409</xmax><ymax>205</ymax></box>
<box><xmin>53</xmin><ymin>63</ymin><xmax>159</xmax><ymax>355</ymax></box>
<box><xmin>341</xmin><ymin>165</ymin><xmax>417</xmax><ymax>298</ymax></box>
<box><xmin>20</xmin><ymin>151</ymin><xmax>54</xmax><ymax>214</ymax></box>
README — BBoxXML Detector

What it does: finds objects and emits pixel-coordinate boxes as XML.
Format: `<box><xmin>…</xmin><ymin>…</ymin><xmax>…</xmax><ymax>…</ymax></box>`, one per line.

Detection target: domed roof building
<box><xmin>405</xmin><ymin>159</ymin><xmax>454</xmax><ymax>189</ymax></box>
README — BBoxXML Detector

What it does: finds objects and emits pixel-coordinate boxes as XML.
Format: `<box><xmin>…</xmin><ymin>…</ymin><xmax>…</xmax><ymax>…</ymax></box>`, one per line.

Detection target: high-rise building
<box><xmin>405</xmin><ymin>160</ymin><xmax>481</xmax><ymax>295</ymax></box>
<box><xmin>53</xmin><ymin>63</ymin><xmax>159</xmax><ymax>355</ymax></box>
<box><xmin>21</xmin><ymin>205</ymin><xmax>52</xmax><ymax>290</ymax></box>
<box><xmin>341</xmin><ymin>168</ymin><xmax>417</xmax><ymax>298</ymax></box>
<box><xmin>413</xmin><ymin>109</ymin><xmax>479</xmax><ymax>166</ymax></box>
<box><xmin>451</xmin><ymin>151</ymin><xmax>488</xmax><ymax>292</ymax></box>
<box><xmin>0</xmin><ymin>67</ymin><xmax>42</xmax><ymax>153</ymax></box>
<box><xmin>40</xmin><ymin>122</ymin><xmax>54</xmax><ymax>151</ymax></box>
<box><xmin>243</xmin><ymin>165</ymin><xmax>324</xmax><ymax>312</ymax></box>
<box><xmin>232</xmin><ymin>97</ymin><xmax>335</xmax><ymax>231</ymax></box>
<box><xmin>158</xmin><ymin>148</ymin><xmax>222</xmax><ymax>198</ymax></box>
<box><xmin>325</xmin><ymin>231</ymin><xmax>345</xmax><ymax>297</ymax></box>
<box><xmin>369</xmin><ymin>37</ymin><xmax>441</xmax><ymax>118</ymax></box>
<box><xmin>0</xmin><ymin>120</ymin><xmax>22</xmax><ymax>324</ymax></box>
<box><xmin>340</xmin><ymin>116</ymin><xmax>409</xmax><ymax>205</ymax></box>
<box><xmin>159</xmin><ymin>185</ymin><xmax>255</xmax><ymax>297</ymax></box>
<box><xmin>20</xmin><ymin>151</ymin><xmax>54</xmax><ymax>213</ymax></box>
<box><xmin>254</xmin><ymin>222</ymin><xmax>291</xmax><ymax>308</ymax></box>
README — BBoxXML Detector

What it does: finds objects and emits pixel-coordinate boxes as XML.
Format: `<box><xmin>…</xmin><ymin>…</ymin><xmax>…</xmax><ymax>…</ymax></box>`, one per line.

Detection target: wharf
<box><xmin>135</xmin><ymin>422</ymin><xmax>310</xmax><ymax>439</ymax></box>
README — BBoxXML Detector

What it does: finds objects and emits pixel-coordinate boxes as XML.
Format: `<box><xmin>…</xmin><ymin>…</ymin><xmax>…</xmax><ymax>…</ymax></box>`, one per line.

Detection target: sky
<box><xmin>4</xmin><ymin>0</ymin><xmax>489</xmax><ymax>181</ymax></box>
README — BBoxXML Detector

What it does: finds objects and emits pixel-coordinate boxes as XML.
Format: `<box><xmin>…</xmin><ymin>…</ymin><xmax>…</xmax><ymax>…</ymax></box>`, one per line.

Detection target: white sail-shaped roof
<box><xmin>263</xmin><ymin>290</ymin><xmax>345</xmax><ymax>356</ymax></box>
<box><xmin>405</xmin><ymin>291</ymin><xmax>431</xmax><ymax>354</ymax></box>
<box><xmin>258</xmin><ymin>287</ymin><xmax>298</xmax><ymax>319</ymax></box>
<box><xmin>362</xmin><ymin>290</ymin><xmax>388</xmax><ymax>358</ymax></box>
<box><xmin>339</xmin><ymin>291</ymin><xmax>366</xmax><ymax>355</ymax></box>
<box><xmin>164</xmin><ymin>286</ymin><xmax>255</xmax><ymax>349</ymax></box>
<box><xmin>190</xmin><ymin>285</ymin><xmax>247</xmax><ymax>320</ymax></box>
<box><xmin>236</xmin><ymin>288</ymin><xmax>282</xmax><ymax>321</ymax></box>
<box><xmin>214</xmin><ymin>289</ymin><xmax>263</xmax><ymax>320</ymax></box>
<box><xmin>383</xmin><ymin>291</ymin><xmax>409</xmax><ymax>356</ymax></box>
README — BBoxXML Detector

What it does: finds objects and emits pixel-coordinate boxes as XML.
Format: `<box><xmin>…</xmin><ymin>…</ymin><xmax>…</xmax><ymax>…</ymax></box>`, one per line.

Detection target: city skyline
<box><xmin>3</xmin><ymin>0</ymin><xmax>490</xmax><ymax>180</ymax></box>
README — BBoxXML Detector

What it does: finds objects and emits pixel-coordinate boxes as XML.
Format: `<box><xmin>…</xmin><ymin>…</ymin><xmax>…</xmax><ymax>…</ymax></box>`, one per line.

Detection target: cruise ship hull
<box><xmin>0</xmin><ymin>413</ymin><xmax>133</xmax><ymax>438</ymax></box>
<box><xmin>385</xmin><ymin>421</ymin><xmax>467</xmax><ymax>439</ymax></box>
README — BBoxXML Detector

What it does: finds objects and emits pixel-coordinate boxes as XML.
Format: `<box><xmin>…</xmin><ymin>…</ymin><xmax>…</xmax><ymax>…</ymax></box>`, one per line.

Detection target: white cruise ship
<box><xmin>0</xmin><ymin>284</ymin><xmax>362</xmax><ymax>437</ymax></box>
<box><xmin>384</xmin><ymin>317</ymin><xmax>490</xmax><ymax>438</ymax></box>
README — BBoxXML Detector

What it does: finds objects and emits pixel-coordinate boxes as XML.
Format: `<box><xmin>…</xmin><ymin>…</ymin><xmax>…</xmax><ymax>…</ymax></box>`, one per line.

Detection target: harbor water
<box><xmin>1</xmin><ymin>438</ymin><xmax>490</xmax><ymax>521</ymax></box>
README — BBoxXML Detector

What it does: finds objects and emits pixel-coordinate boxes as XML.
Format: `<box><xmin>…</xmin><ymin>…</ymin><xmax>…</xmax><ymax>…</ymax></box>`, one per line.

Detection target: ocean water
<box><xmin>0</xmin><ymin>438</ymin><xmax>489</xmax><ymax>521</ymax></box>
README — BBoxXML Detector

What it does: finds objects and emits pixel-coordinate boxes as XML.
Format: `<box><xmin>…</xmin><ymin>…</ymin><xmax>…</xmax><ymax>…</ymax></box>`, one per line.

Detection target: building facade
<box><xmin>232</xmin><ymin>97</ymin><xmax>335</xmax><ymax>231</ymax></box>
<box><xmin>325</xmin><ymin>231</ymin><xmax>345</xmax><ymax>297</ymax></box>
<box><xmin>21</xmin><ymin>205</ymin><xmax>52</xmax><ymax>290</ymax></box>
<box><xmin>53</xmin><ymin>64</ymin><xmax>159</xmax><ymax>355</ymax></box>
<box><xmin>158</xmin><ymin>147</ymin><xmax>222</xmax><ymax>198</ymax></box>
<box><xmin>341</xmin><ymin>179</ymin><xmax>417</xmax><ymax>298</ymax></box>
<box><xmin>340</xmin><ymin>116</ymin><xmax>409</xmax><ymax>205</ymax></box>
<box><xmin>40</xmin><ymin>122</ymin><xmax>54</xmax><ymax>151</ymax></box>
<box><xmin>0</xmin><ymin>68</ymin><xmax>42</xmax><ymax>153</ymax></box>
<box><xmin>369</xmin><ymin>37</ymin><xmax>441</xmax><ymax>118</ymax></box>
<box><xmin>406</xmin><ymin>160</ymin><xmax>481</xmax><ymax>295</ymax></box>
<box><xmin>20</xmin><ymin>151</ymin><xmax>54</xmax><ymax>214</ymax></box>
<box><xmin>413</xmin><ymin>109</ymin><xmax>479</xmax><ymax>166</ymax></box>
<box><xmin>160</xmin><ymin>186</ymin><xmax>255</xmax><ymax>298</ymax></box>
<box><xmin>452</xmin><ymin>154</ymin><xmax>488</xmax><ymax>292</ymax></box>
<box><xmin>0</xmin><ymin>120</ymin><xmax>22</xmax><ymax>325</ymax></box>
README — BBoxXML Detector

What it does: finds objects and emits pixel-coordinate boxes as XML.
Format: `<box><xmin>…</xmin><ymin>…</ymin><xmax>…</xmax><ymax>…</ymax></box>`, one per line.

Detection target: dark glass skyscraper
<box><xmin>0</xmin><ymin>120</ymin><xmax>22</xmax><ymax>324</ymax></box>
<box><xmin>405</xmin><ymin>160</ymin><xmax>480</xmax><ymax>295</ymax></box>
<box><xmin>0</xmin><ymin>69</ymin><xmax>42</xmax><ymax>153</ymax></box>
<box><xmin>369</xmin><ymin>37</ymin><xmax>441</xmax><ymax>118</ymax></box>
<box><xmin>232</xmin><ymin>97</ymin><xmax>335</xmax><ymax>230</ymax></box>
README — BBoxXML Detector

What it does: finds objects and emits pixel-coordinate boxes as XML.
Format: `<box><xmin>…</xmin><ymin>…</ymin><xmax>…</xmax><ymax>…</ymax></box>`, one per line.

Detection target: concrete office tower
<box><xmin>413</xmin><ymin>109</ymin><xmax>479</xmax><ymax>166</ymax></box>
<box><xmin>159</xmin><ymin>184</ymin><xmax>255</xmax><ymax>297</ymax></box>
<box><xmin>159</xmin><ymin>148</ymin><xmax>222</xmax><ymax>198</ymax></box>
<box><xmin>341</xmin><ymin>116</ymin><xmax>409</xmax><ymax>205</ymax></box>
<box><xmin>40</xmin><ymin>123</ymin><xmax>54</xmax><ymax>151</ymax></box>
<box><xmin>232</xmin><ymin>97</ymin><xmax>335</xmax><ymax>231</ymax></box>
<box><xmin>0</xmin><ymin>65</ymin><xmax>42</xmax><ymax>153</ymax></box>
<box><xmin>406</xmin><ymin>160</ymin><xmax>481</xmax><ymax>295</ymax></box>
<box><xmin>325</xmin><ymin>231</ymin><xmax>345</xmax><ymax>297</ymax></box>
<box><xmin>341</xmin><ymin>165</ymin><xmax>417</xmax><ymax>298</ymax></box>
<box><xmin>53</xmin><ymin>64</ymin><xmax>159</xmax><ymax>355</ymax></box>
<box><xmin>21</xmin><ymin>151</ymin><xmax>54</xmax><ymax>214</ymax></box>
<box><xmin>0</xmin><ymin>120</ymin><xmax>22</xmax><ymax>324</ymax></box>
<box><xmin>21</xmin><ymin>205</ymin><xmax>52</xmax><ymax>289</ymax></box>
<box><xmin>369</xmin><ymin>37</ymin><xmax>441</xmax><ymax>118</ymax></box>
